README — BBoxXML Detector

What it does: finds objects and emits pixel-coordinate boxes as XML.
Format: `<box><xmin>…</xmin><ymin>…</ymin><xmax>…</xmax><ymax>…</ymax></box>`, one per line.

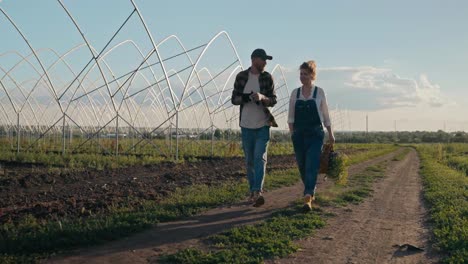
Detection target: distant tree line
<box><xmin>207</xmin><ymin>129</ymin><xmax>468</xmax><ymax>144</ymax></box>
<box><xmin>269</xmin><ymin>130</ymin><xmax>468</xmax><ymax>144</ymax></box>
<box><xmin>1</xmin><ymin>125</ymin><xmax>467</xmax><ymax>144</ymax></box>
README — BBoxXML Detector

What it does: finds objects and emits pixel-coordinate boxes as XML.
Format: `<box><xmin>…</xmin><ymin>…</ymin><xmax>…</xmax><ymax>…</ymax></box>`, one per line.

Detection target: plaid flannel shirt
<box><xmin>230</xmin><ymin>68</ymin><xmax>278</xmax><ymax>127</ymax></box>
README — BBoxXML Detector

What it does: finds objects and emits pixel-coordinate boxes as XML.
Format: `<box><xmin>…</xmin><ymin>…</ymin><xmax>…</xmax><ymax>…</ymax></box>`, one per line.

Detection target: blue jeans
<box><xmin>291</xmin><ymin>130</ymin><xmax>324</xmax><ymax>196</ymax></box>
<box><xmin>241</xmin><ymin>126</ymin><xmax>270</xmax><ymax>192</ymax></box>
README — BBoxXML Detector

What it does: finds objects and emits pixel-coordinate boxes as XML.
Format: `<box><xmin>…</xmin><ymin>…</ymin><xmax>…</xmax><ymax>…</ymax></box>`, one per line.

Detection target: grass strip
<box><xmin>416</xmin><ymin>145</ymin><xmax>468</xmax><ymax>264</ymax></box>
<box><xmin>392</xmin><ymin>147</ymin><xmax>411</xmax><ymax>161</ymax></box>
<box><xmin>159</xmin><ymin>206</ymin><xmax>326</xmax><ymax>264</ymax></box>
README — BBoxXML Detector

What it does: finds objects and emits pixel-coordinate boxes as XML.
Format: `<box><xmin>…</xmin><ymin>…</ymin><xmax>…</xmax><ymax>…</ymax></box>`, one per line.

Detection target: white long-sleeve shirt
<box><xmin>287</xmin><ymin>85</ymin><xmax>332</xmax><ymax>127</ymax></box>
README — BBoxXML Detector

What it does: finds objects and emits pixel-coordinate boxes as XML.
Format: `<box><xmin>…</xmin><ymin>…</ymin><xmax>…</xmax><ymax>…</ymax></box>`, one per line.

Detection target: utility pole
<box><xmin>366</xmin><ymin>114</ymin><xmax>368</xmax><ymax>143</ymax></box>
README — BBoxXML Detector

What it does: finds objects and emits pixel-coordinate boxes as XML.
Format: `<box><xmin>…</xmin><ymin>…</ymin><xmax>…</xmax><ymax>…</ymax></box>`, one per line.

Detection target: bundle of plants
<box><xmin>321</xmin><ymin>144</ymin><xmax>348</xmax><ymax>184</ymax></box>
<box><xmin>319</xmin><ymin>143</ymin><xmax>332</xmax><ymax>174</ymax></box>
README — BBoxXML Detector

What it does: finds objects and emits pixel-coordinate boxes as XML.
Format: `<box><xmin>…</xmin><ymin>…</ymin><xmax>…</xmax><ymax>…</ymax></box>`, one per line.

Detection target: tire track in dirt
<box><xmin>269</xmin><ymin>149</ymin><xmax>438</xmax><ymax>264</ymax></box>
<box><xmin>47</xmin><ymin>150</ymin><xmax>402</xmax><ymax>264</ymax></box>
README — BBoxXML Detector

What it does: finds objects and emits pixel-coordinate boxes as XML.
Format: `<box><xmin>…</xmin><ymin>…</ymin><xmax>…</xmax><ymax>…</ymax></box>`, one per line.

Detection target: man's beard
<box><xmin>254</xmin><ymin>64</ymin><xmax>264</xmax><ymax>72</ymax></box>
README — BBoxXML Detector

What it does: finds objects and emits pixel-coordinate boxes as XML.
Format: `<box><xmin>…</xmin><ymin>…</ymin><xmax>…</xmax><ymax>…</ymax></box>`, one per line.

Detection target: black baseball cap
<box><xmin>251</xmin><ymin>48</ymin><xmax>273</xmax><ymax>60</ymax></box>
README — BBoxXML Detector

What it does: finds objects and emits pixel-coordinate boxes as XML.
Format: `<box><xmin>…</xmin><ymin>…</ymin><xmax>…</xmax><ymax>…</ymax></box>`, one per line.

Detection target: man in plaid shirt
<box><xmin>231</xmin><ymin>48</ymin><xmax>278</xmax><ymax>207</ymax></box>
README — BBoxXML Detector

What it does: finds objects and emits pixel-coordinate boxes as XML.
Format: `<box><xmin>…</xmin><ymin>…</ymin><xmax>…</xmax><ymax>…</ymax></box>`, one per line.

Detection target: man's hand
<box><xmin>251</xmin><ymin>92</ymin><xmax>266</xmax><ymax>103</ymax></box>
<box><xmin>241</xmin><ymin>93</ymin><xmax>252</xmax><ymax>103</ymax></box>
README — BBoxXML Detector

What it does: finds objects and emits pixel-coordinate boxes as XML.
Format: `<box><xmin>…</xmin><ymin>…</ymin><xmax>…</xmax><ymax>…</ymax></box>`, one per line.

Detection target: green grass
<box><xmin>0</xmin><ymin>139</ymin><xmax>291</xmax><ymax>168</ymax></box>
<box><xmin>446</xmin><ymin>156</ymin><xmax>468</xmax><ymax>176</ymax></box>
<box><xmin>0</xmin><ymin>143</ymin><xmax>396</xmax><ymax>169</ymax></box>
<box><xmin>392</xmin><ymin>147</ymin><xmax>411</xmax><ymax>161</ymax></box>
<box><xmin>330</xmin><ymin>163</ymin><xmax>386</xmax><ymax>206</ymax></box>
<box><xmin>159</xmin><ymin>206</ymin><xmax>326</xmax><ymax>264</ymax></box>
<box><xmin>416</xmin><ymin>145</ymin><xmax>468</xmax><ymax>264</ymax></box>
<box><xmin>343</xmin><ymin>144</ymin><xmax>399</xmax><ymax>164</ymax></box>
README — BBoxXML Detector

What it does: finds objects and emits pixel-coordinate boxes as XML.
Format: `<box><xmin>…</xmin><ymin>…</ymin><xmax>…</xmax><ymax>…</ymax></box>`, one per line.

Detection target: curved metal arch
<box><xmin>271</xmin><ymin>64</ymin><xmax>292</xmax><ymax>95</ymax></box>
<box><xmin>65</xmin><ymin>39</ymin><xmax>167</xmax><ymax>129</ymax></box>
<box><xmin>0</xmin><ymin>8</ymin><xmax>63</xmax><ymax>113</ymax></box>
<box><xmin>156</xmin><ymin>35</ymin><xmax>219</xmax><ymax>125</ymax></box>
<box><xmin>73</xmin><ymin>39</ymin><xmax>182</xmax><ymax>128</ymax></box>
<box><xmin>11</xmin><ymin>77</ymin><xmax>44</xmax><ymax>130</ymax></box>
<box><xmin>0</xmin><ymin>49</ymin><xmax>57</xmax><ymax>114</ymax></box>
<box><xmin>67</xmin><ymin>35</ymin><xmax>206</xmax><ymax>116</ymax></box>
<box><xmin>18</xmin><ymin>46</ymin><xmax>103</xmax><ymax>130</ymax></box>
<box><xmin>80</xmin><ymin>44</ymin><xmax>142</xmax><ymax>129</ymax></box>
<box><xmin>67</xmin><ymin>77</ymin><xmax>110</xmax><ymax>129</ymax></box>
<box><xmin>163</xmin><ymin>69</ymin><xmax>203</xmax><ymax>130</ymax></box>
<box><xmin>196</xmin><ymin>66</ymin><xmax>240</xmax><ymax>126</ymax></box>
<box><xmin>0</xmin><ymin>51</ymin><xmax>66</xmax><ymax>134</ymax></box>
<box><xmin>196</xmin><ymin>67</ymin><xmax>223</xmax><ymax>109</ymax></box>
<box><xmin>0</xmin><ymin>63</ymin><xmax>47</xmax><ymax>132</ymax></box>
<box><xmin>0</xmin><ymin>96</ymin><xmax>15</xmax><ymax>127</ymax></box>
<box><xmin>59</xmin><ymin>42</ymin><xmax>146</xmax><ymax>132</ymax></box>
<box><xmin>118</xmin><ymin>72</ymin><xmax>166</xmax><ymax>130</ymax></box>
<box><xmin>177</xmin><ymin>30</ymin><xmax>243</xmax><ymax>112</ymax></box>
<box><xmin>107</xmin><ymin>35</ymin><xmax>186</xmax><ymax>114</ymax></box>
<box><xmin>158</xmin><ymin>83</ymin><xmax>198</xmax><ymax>131</ymax></box>
<box><xmin>269</xmin><ymin>64</ymin><xmax>293</xmax><ymax>127</ymax></box>
<box><xmin>101</xmin><ymin>39</ymin><xmax>175</xmax><ymax>124</ymax></box>
<box><xmin>57</xmin><ymin>0</ymin><xmax>120</xmax><ymax>113</ymax></box>
<box><xmin>41</xmin><ymin>45</ymin><xmax>103</xmax><ymax>124</ymax></box>
<box><xmin>98</xmin><ymin>39</ymin><xmax>166</xmax><ymax>116</ymax></box>
<box><xmin>207</xmin><ymin>65</ymin><xmax>243</xmax><ymax>124</ymax></box>
<box><xmin>0</xmin><ymin>49</ymin><xmax>86</xmax><ymax>132</ymax></box>
<box><xmin>0</xmin><ymin>77</ymin><xmax>19</xmax><ymax>114</ymax></box>
<box><xmin>128</xmin><ymin>0</ymin><xmax>178</xmax><ymax>112</ymax></box>
<box><xmin>154</xmin><ymin>34</ymin><xmax>209</xmax><ymax>118</ymax></box>
<box><xmin>1</xmin><ymin>45</ymin><xmax>89</xmax><ymax>112</ymax></box>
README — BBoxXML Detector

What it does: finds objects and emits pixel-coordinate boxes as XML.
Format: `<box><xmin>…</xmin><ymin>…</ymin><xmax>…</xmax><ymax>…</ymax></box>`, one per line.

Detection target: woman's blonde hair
<box><xmin>300</xmin><ymin>60</ymin><xmax>317</xmax><ymax>81</ymax></box>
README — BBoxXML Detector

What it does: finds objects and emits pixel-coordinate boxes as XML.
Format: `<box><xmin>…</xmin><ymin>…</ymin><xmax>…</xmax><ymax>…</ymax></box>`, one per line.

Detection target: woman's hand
<box><xmin>329</xmin><ymin>133</ymin><xmax>335</xmax><ymax>145</ymax></box>
<box><xmin>325</xmin><ymin>126</ymin><xmax>335</xmax><ymax>145</ymax></box>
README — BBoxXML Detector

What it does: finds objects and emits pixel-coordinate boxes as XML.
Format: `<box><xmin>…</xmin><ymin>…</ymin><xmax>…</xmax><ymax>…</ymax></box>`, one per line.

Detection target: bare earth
<box><xmin>48</xmin><ymin>149</ymin><xmax>438</xmax><ymax>264</ymax></box>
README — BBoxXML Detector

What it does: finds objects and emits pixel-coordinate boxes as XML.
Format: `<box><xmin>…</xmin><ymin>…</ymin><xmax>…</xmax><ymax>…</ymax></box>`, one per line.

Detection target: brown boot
<box><xmin>303</xmin><ymin>194</ymin><xmax>314</xmax><ymax>211</ymax></box>
<box><xmin>253</xmin><ymin>192</ymin><xmax>265</xmax><ymax>207</ymax></box>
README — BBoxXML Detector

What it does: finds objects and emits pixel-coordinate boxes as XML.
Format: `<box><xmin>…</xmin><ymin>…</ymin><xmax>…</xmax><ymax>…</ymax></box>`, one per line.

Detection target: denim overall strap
<box><xmin>294</xmin><ymin>87</ymin><xmax>322</xmax><ymax>133</ymax></box>
<box><xmin>298</xmin><ymin>86</ymin><xmax>318</xmax><ymax>98</ymax></box>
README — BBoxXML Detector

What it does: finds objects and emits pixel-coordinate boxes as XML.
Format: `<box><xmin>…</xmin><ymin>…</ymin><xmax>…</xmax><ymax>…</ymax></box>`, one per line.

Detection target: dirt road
<box><xmin>48</xmin><ymin>149</ymin><xmax>437</xmax><ymax>263</ymax></box>
<box><xmin>269</xmin><ymin>149</ymin><xmax>438</xmax><ymax>264</ymax></box>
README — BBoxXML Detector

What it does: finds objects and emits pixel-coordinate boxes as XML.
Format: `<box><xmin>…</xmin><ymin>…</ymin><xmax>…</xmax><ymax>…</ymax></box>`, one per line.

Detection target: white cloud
<box><xmin>319</xmin><ymin>66</ymin><xmax>452</xmax><ymax>110</ymax></box>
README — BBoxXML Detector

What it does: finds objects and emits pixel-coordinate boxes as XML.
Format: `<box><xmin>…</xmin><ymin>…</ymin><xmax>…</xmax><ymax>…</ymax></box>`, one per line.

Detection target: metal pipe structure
<box><xmin>0</xmin><ymin>2</ymin><xmax>345</xmax><ymax>159</ymax></box>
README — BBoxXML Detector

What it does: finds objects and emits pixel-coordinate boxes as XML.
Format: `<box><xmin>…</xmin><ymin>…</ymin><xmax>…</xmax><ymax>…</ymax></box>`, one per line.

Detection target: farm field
<box><xmin>0</xmin><ymin>143</ymin><xmax>467</xmax><ymax>263</ymax></box>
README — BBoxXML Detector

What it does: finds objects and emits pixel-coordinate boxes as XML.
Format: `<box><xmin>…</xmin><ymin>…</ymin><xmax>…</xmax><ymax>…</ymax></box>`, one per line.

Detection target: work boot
<box><xmin>253</xmin><ymin>192</ymin><xmax>265</xmax><ymax>207</ymax></box>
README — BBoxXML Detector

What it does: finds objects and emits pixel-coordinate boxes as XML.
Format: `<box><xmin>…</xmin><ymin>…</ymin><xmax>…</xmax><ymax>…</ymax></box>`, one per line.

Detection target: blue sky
<box><xmin>1</xmin><ymin>0</ymin><xmax>467</xmax><ymax>131</ymax></box>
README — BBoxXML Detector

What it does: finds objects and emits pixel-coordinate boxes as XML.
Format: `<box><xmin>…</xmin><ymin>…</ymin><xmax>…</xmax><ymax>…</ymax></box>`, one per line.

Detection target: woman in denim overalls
<box><xmin>288</xmin><ymin>61</ymin><xmax>335</xmax><ymax>211</ymax></box>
